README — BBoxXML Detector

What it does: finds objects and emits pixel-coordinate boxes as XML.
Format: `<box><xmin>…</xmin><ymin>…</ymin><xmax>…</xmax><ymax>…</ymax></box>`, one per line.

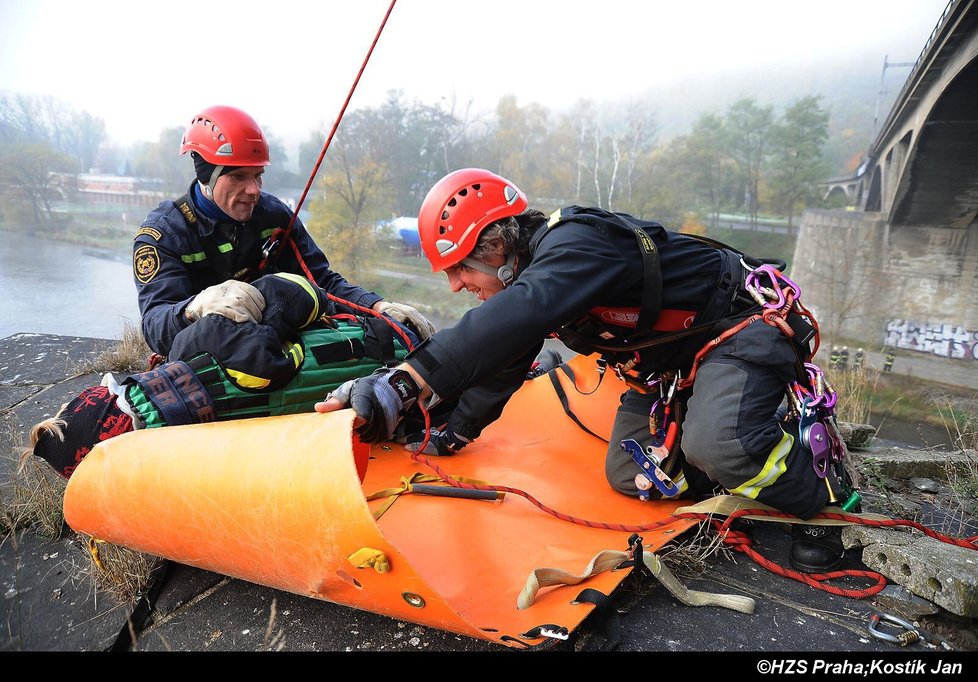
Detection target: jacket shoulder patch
<box><xmin>135</xmin><ymin>226</ymin><xmax>162</xmax><ymax>241</ymax></box>
<box><xmin>134</xmin><ymin>244</ymin><xmax>160</xmax><ymax>284</ymax></box>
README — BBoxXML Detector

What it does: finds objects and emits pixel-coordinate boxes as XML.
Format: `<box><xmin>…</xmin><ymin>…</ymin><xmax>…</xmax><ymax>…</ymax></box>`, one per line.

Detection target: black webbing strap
<box><xmin>364</xmin><ymin>316</ymin><xmax>397</xmax><ymax>365</ymax></box>
<box><xmin>573</xmin><ymin>588</ymin><xmax>622</xmax><ymax>652</ymax></box>
<box><xmin>107</xmin><ymin>559</ymin><xmax>171</xmax><ymax>652</ymax></box>
<box><xmin>128</xmin><ymin>361</ymin><xmax>216</xmax><ymax>426</ymax></box>
<box><xmin>549</xmin><ymin>207</ymin><xmax>663</xmax><ymax>339</ymax></box>
<box><xmin>547</xmin><ymin>364</ymin><xmax>608</xmax><ymax>443</ymax></box>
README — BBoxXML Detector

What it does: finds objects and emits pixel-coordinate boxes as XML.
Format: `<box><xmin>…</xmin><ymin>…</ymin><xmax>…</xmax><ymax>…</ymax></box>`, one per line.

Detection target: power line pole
<box><xmin>873</xmin><ymin>54</ymin><xmax>914</xmax><ymax>136</ymax></box>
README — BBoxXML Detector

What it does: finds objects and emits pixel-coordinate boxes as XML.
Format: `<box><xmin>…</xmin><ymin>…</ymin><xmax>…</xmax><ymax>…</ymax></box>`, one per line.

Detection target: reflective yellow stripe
<box><xmin>729</xmin><ymin>430</ymin><xmax>794</xmax><ymax>500</ymax></box>
<box><xmin>226</xmin><ymin>368</ymin><xmax>270</xmax><ymax>389</ymax></box>
<box><xmin>181</xmin><ymin>251</ymin><xmax>206</xmax><ymax>263</ymax></box>
<box><xmin>260</xmin><ymin>228</ymin><xmax>277</xmax><ymax>239</ymax></box>
<box><xmin>285</xmin><ymin>341</ymin><xmax>304</xmax><ymax>369</ymax></box>
<box><xmin>672</xmin><ymin>473</ymin><xmax>689</xmax><ymax>496</ymax></box>
<box><xmin>547</xmin><ymin>208</ymin><xmax>563</xmax><ymax>228</ymax></box>
<box><xmin>273</xmin><ymin>273</ymin><xmax>321</xmax><ymax>327</ymax></box>
<box><xmin>218</xmin><ymin>242</ymin><xmax>233</xmax><ymax>254</ymax></box>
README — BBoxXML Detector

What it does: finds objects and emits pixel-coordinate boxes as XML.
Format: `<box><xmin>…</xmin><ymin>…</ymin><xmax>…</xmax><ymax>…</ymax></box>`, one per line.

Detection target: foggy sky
<box><xmin>0</xmin><ymin>0</ymin><xmax>951</xmax><ymax>149</ymax></box>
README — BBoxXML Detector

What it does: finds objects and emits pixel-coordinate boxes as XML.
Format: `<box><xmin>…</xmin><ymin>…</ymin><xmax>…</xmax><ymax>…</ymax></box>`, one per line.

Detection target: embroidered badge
<box><xmin>135</xmin><ymin>226</ymin><xmax>162</xmax><ymax>241</ymax></box>
<box><xmin>134</xmin><ymin>244</ymin><xmax>160</xmax><ymax>284</ymax></box>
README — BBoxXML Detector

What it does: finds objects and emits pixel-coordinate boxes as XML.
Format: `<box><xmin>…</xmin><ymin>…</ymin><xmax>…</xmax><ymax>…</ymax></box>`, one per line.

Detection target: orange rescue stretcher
<box><xmin>63</xmin><ymin>354</ymin><xmax>701</xmax><ymax>648</ymax></box>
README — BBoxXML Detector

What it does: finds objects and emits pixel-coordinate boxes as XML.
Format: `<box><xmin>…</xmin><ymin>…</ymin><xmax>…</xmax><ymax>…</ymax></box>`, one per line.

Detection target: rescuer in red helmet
<box><xmin>318</xmin><ymin>167</ymin><xmax>852</xmax><ymax>575</ymax></box>
<box><xmin>133</xmin><ymin>105</ymin><xmax>434</xmax><ymax>357</ymax></box>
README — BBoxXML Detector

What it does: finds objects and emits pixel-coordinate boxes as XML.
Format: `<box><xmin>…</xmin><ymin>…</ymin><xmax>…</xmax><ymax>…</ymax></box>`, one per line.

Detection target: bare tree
<box><xmin>0</xmin><ymin>142</ymin><xmax>76</xmax><ymax>226</ymax></box>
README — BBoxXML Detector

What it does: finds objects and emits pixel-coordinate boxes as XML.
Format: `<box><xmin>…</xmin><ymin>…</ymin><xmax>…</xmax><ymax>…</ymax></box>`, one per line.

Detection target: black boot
<box><xmin>789</xmin><ymin>524</ymin><xmax>844</xmax><ymax>573</ymax></box>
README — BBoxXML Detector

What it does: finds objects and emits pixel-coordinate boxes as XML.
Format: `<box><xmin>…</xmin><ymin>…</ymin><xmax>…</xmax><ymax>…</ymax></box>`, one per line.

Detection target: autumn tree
<box><xmin>491</xmin><ymin>95</ymin><xmax>550</xmax><ymax>198</ymax></box>
<box><xmin>0</xmin><ymin>142</ymin><xmax>76</xmax><ymax>226</ymax></box>
<box><xmin>129</xmin><ymin>126</ymin><xmax>187</xmax><ymax>194</ymax></box>
<box><xmin>306</xmin><ymin>109</ymin><xmax>392</xmax><ymax>280</ymax></box>
<box><xmin>768</xmin><ymin>95</ymin><xmax>830</xmax><ymax>228</ymax></box>
<box><xmin>0</xmin><ymin>93</ymin><xmax>105</xmax><ymax>173</ymax></box>
<box><xmin>724</xmin><ymin>97</ymin><xmax>774</xmax><ymax>240</ymax></box>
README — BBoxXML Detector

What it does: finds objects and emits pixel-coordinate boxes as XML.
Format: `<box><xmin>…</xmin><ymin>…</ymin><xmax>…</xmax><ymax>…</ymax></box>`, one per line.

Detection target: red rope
<box><xmin>271</xmin><ymin>0</ymin><xmax>397</xmax><ymax>261</ymax></box>
<box><xmin>326</xmin><ymin>293</ymin><xmax>416</xmax><ymax>353</ymax></box>
<box><xmin>408</xmin><ymin>424</ymin><xmax>976</xmax><ymax>599</ymax></box>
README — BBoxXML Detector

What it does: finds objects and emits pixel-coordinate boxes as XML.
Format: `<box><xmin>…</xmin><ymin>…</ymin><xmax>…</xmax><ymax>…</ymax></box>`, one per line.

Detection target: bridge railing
<box><xmin>870</xmin><ymin>0</ymin><xmax>958</xmax><ymax>152</ymax></box>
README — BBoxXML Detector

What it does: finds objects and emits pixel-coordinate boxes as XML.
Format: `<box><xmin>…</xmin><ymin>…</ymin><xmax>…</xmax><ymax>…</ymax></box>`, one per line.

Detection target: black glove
<box><xmin>327</xmin><ymin>367</ymin><xmax>420</xmax><ymax>443</ymax></box>
<box><xmin>404</xmin><ymin>428</ymin><xmax>471</xmax><ymax>456</ymax></box>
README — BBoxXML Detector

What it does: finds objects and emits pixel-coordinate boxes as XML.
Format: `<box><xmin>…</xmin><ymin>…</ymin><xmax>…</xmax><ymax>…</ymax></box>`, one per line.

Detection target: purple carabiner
<box><xmin>746</xmin><ymin>264</ymin><xmax>803</xmax><ymax>310</ymax></box>
<box><xmin>805</xmin><ymin>363</ymin><xmax>837</xmax><ymax>410</ymax></box>
<box><xmin>746</xmin><ymin>265</ymin><xmax>785</xmax><ymax>308</ymax></box>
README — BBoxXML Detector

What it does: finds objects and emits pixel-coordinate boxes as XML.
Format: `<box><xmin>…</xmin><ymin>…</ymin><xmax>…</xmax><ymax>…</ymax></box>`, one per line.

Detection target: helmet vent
<box><xmin>441</xmin><ymin>210</ymin><xmax>450</xmax><ymax>220</ymax></box>
<box><xmin>472</xmin><ymin>184</ymin><xmax>481</xmax><ymax>190</ymax></box>
<box><xmin>458</xmin><ymin>188</ymin><xmax>467</xmax><ymax>197</ymax></box>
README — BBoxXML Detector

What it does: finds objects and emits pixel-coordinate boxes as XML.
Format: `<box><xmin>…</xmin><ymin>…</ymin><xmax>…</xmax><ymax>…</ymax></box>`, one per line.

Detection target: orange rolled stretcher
<box><xmin>63</xmin><ymin>355</ymin><xmax>698</xmax><ymax>648</ymax></box>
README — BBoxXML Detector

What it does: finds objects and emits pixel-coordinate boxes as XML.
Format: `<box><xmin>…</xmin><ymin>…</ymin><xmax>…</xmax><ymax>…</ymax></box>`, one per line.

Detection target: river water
<box><xmin>0</xmin><ymin>229</ymin><xmax>140</xmax><ymax>340</ymax></box>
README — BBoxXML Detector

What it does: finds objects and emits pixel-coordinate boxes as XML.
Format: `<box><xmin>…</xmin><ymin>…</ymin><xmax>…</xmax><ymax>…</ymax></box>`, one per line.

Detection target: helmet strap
<box><xmin>200</xmin><ymin>165</ymin><xmax>225</xmax><ymax>200</ymax></box>
<box><xmin>461</xmin><ymin>252</ymin><xmax>517</xmax><ymax>287</ymax></box>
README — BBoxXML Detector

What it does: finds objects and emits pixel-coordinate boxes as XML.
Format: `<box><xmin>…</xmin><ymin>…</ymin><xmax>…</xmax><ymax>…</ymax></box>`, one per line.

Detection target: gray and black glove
<box><xmin>404</xmin><ymin>428</ymin><xmax>471</xmax><ymax>457</ymax></box>
<box><xmin>327</xmin><ymin>367</ymin><xmax>421</xmax><ymax>443</ymax></box>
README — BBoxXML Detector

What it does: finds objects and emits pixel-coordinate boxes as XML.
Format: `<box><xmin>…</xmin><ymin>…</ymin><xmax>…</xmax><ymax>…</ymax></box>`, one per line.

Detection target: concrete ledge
<box><xmin>843</xmin><ymin>525</ymin><xmax>978</xmax><ymax>618</ymax></box>
<box><xmin>849</xmin><ymin>447</ymin><xmax>977</xmax><ymax>482</ymax></box>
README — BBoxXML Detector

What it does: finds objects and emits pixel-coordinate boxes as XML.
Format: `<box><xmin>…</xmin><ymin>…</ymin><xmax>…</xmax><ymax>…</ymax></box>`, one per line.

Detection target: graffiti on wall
<box><xmin>884</xmin><ymin>319</ymin><xmax>978</xmax><ymax>360</ymax></box>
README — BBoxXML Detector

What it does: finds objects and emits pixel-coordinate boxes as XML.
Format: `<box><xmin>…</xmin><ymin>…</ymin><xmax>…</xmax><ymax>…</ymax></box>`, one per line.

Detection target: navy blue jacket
<box><xmin>133</xmin><ymin>182</ymin><xmax>382</xmax><ymax>356</ymax></box>
<box><xmin>406</xmin><ymin>207</ymin><xmax>741</xmax><ymax>440</ymax></box>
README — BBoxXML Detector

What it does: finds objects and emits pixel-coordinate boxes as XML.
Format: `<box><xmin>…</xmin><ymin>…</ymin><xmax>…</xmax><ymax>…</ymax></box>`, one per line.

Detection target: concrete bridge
<box><xmin>794</xmin><ymin>0</ymin><xmax>978</xmax><ymax>366</ymax></box>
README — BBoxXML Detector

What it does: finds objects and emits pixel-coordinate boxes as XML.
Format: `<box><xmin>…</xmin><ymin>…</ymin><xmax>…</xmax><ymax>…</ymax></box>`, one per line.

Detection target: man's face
<box><xmin>212</xmin><ymin>167</ymin><xmax>264</xmax><ymax>222</ymax></box>
<box><xmin>444</xmin><ymin>255</ymin><xmax>507</xmax><ymax>301</ymax></box>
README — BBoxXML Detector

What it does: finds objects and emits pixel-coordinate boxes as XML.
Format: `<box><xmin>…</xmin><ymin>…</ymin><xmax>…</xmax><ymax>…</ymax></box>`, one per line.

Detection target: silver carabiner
<box><xmin>868</xmin><ymin>612</ymin><xmax>920</xmax><ymax>646</ymax></box>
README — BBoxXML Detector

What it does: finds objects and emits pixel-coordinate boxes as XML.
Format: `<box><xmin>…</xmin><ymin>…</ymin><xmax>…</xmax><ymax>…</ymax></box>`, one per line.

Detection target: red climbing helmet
<box><xmin>179</xmin><ymin>105</ymin><xmax>270</xmax><ymax>166</ymax></box>
<box><xmin>418</xmin><ymin>168</ymin><xmax>528</xmax><ymax>272</ymax></box>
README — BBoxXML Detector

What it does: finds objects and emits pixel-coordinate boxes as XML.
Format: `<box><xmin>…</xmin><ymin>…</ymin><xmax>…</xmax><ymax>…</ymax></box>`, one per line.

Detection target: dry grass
<box><xmin>263</xmin><ymin>598</ymin><xmax>287</xmax><ymax>651</ymax></box>
<box><xmin>72</xmin><ymin>535</ymin><xmax>161</xmax><ymax>607</ymax></box>
<box><xmin>73</xmin><ymin>320</ymin><xmax>153</xmax><ymax>376</ymax></box>
<box><xmin>828</xmin><ymin>363</ymin><xmax>881</xmax><ymax>426</ymax></box>
<box><xmin>1</xmin><ymin>424</ymin><xmax>66</xmax><ymax>540</ymax></box>
<box><xmin>658</xmin><ymin>518</ymin><xmax>736</xmax><ymax>579</ymax></box>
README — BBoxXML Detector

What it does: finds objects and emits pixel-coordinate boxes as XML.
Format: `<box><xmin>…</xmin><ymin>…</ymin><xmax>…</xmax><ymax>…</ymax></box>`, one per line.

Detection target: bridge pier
<box><xmin>792</xmin><ymin>209</ymin><xmax>978</xmax><ymax>362</ymax></box>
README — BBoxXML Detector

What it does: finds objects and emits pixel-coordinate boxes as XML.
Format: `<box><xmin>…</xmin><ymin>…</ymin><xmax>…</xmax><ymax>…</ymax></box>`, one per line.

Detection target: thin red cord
<box><xmin>275</xmin><ymin>0</ymin><xmax>397</xmax><ymax>256</ymax></box>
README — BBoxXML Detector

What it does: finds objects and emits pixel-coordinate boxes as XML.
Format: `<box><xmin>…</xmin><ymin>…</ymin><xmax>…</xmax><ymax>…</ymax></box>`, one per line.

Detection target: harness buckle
<box><xmin>261</xmin><ymin>236</ymin><xmax>279</xmax><ymax>261</ymax></box>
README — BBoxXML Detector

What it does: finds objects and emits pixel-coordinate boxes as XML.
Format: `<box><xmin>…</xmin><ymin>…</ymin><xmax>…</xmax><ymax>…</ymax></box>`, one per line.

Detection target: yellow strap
<box><xmin>87</xmin><ymin>536</ymin><xmax>106</xmax><ymax>571</ymax></box>
<box><xmin>517</xmin><ymin>549</ymin><xmax>628</xmax><ymax>610</ymax></box>
<box><xmin>674</xmin><ymin>494</ymin><xmax>893</xmax><ymax>526</ymax></box>
<box><xmin>366</xmin><ymin>471</ymin><xmax>504</xmax><ymax>520</ymax></box>
<box><xmin>347</xmin><ymin>547</ymin><xmax>390</xmax><ymax>573</ymax></box>
<box><xmin>518</xmin><ymin>547</ymin><xmax>756</xmax><ymax>614</ymax></box>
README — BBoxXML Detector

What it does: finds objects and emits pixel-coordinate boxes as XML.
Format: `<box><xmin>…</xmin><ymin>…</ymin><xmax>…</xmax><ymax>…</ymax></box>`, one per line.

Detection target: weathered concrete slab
<box><xmin>0</xmin><ymin>531</ymin><xmax>126</xmax><ymax>652</ymax></box>
<box><xmin>850</xmin><ymin>447</ymin><xmax>977</xmax><ymax>482</ymax></box>
<box><xmin>0</xmin><ymin>334</ymin><xmax>114</xmax><ymax>387</ymax></box>
<box><xmin>843</xmin><ymin>526</ymin><xmax>978</xmax><ymax>618</ymax></box>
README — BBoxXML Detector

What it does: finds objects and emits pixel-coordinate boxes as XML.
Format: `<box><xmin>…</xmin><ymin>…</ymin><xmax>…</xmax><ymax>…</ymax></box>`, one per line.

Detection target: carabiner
<box><xmin>868</xmin><ymin>612</ymin><xmax>920</xmax><ymax>646</ymax></box>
